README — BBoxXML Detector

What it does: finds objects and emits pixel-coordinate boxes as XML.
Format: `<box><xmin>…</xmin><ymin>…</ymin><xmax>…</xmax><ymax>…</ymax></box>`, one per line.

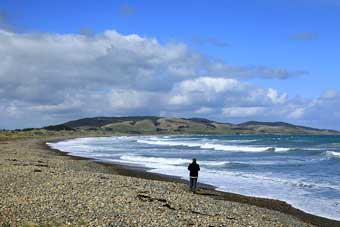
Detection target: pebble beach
<box><xmin>0</xmin><ymin>138</ymin><xmax>339</xmax><ymax>227</ymax></box>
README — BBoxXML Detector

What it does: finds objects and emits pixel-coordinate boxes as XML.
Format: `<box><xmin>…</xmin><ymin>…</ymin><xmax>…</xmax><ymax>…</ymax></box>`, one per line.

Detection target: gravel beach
<box><xmin>1</xmin><ymin>138</ymin><xmax>339</xmax><ymax>227</ymax></box>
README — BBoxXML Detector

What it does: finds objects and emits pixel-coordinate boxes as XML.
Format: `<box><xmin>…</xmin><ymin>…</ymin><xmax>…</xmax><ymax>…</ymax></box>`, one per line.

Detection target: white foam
<box><xmin>223</xmin><ymin>139</ymin><xmax>258</xmax><ymax>143</ymax></box>
<box><xmin>156</xmin><ymin>137</ymin><xmax>258</xmax><ymax>144</ymax></box>
<box><xmin>116</xmin><ymin>154</ymin><xmax>340</xmax><ymax>192</ymax></box>
<box><xmin>120</xmin><ymin>155</ymin><xmax>190</xmax><ymax>165</ymax></box>
<box><xmin>119</xmin><ymin>155</ymin><xmax>232</xmax><ymax>167</ymax></box>
<box><xmin>137</xmin><ymin>139</ymin><xmax>290</xmax><ymax>153</ymax></box>
<box><xmin>274</xmin><ymin>147</ymin><xmax>291</xmax><ymax>152</ymax></box>
<box><xmin>200</xmin><ymin>161</ymin><xmax>230</xmax><ymax>166</ymax></box>
<box><xmin>326</xmin><ymin>151</ymin><xmax>340</xmax><ymax>159</ymax></box>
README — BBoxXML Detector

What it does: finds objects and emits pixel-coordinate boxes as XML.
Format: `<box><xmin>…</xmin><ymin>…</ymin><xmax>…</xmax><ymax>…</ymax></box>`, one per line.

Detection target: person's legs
<box><xmin>189</xmin><ymin>177</ymin><xmax>193</xmax><ymax>191</ymax></box>
<box><xmin>193</xmin><ymin>178</ymin><xmax>197</xmax><ymax>192</ymax></box>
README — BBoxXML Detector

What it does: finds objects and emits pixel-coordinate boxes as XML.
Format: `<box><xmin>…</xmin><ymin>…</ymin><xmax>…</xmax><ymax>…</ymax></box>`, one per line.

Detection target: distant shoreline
<box><xmin>2</xmin><ymin>116</ymin><xmax>338</xmax><ymax>142</ymax></box>
<box><xmin>45</xmin><ymin>136</ymin><xmax>340</xmax><ymax>227</ymax></box>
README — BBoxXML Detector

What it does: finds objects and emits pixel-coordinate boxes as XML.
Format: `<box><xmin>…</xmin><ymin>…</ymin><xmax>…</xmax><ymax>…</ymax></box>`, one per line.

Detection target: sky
<box><xmin>0</xmin><ymin>0</ymin><xmax>340</xmax><ymax>130</ymax></box>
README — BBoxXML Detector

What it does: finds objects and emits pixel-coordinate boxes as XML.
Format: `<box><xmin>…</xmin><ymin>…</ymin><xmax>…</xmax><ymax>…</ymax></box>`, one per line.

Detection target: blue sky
<box><xmin>0</xmin><ymin>0</ymin><xmax>340</xmax><ymax>129</ymax></box>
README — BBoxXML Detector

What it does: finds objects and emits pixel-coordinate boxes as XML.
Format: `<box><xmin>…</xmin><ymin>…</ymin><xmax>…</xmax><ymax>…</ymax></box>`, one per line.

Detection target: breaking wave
<box><xmin>137</xmin><ymin>139</ymin><xmax>291</xmax><ymax>153</ymax></box>
<box><xmin>119</xmin><ymin>155</ymin><xmax>234</xmax><ymax>167</ymax></box>
<box><xmin>326</xmin><ymin>151</ymin><xmax>340</xmax><ymax>159</ymax></box>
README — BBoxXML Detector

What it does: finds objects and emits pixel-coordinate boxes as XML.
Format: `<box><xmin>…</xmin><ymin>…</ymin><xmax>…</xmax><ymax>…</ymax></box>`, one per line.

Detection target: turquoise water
<box><xmin>48</xmin><ymin>135</ymin><xmax>340</xmax><ymax>220</ymax></box>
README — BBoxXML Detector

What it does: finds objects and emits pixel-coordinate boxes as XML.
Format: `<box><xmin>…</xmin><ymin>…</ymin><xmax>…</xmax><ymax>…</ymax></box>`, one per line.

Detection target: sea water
<box><xmin>47</xmin><ymin>135</ymin><xmax>340</xmax><ymax>220</ymax></box>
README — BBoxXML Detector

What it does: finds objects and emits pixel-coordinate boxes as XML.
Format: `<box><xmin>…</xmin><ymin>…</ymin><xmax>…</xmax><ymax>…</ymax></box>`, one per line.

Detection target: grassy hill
<box><xmin>1</xmin><ymin>116</ymin><xmax>338</xmax><ymax>141</ymax></box>
<box><xmin>49</xmin><ymin>116</ymin><xmax>339</xmax><ymax>135</ymax></box>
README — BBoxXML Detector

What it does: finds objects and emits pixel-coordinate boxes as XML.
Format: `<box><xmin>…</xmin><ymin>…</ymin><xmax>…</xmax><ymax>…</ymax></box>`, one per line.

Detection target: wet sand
<box><xmin>0</xmin><ymin>137</ymin><xmax>339</xmax><ymax>227</ymax></box>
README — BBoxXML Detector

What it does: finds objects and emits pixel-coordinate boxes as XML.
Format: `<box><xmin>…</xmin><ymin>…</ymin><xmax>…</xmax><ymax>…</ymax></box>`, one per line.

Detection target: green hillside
<box><xmin>1</xmin><ymin>116</ymin><xmax>338</xmax><ymax>141</ymax></box>
<box><xmin>50</xmin><ymin>116</ymin><xmax>339</xmax><ymax>135</ymax></box>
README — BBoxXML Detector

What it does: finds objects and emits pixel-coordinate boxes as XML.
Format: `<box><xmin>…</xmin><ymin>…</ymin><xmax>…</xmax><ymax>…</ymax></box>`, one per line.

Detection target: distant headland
<box><xmin>2</xmin><ymin>116</ymin><xmax>337</xmax><ymax>140</ymax></box>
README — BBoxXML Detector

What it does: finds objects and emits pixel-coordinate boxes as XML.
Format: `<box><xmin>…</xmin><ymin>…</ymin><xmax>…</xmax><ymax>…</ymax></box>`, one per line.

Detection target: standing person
<box><xmin>188</xmin><ymin>158</ymin><xmax>200</xmax><ymax>193</ymax></box>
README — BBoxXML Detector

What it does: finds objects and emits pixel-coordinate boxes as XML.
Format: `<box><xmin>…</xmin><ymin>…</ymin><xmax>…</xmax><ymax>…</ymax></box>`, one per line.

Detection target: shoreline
<box><xmin>45</xmin><ymin>137</ymin><xmax>340</xmax><ymax>227</ymax></box>
<box><xmin>0</xmin><ymin>136</ymin><xmax>339</xmax><ymax>226</ymax></box>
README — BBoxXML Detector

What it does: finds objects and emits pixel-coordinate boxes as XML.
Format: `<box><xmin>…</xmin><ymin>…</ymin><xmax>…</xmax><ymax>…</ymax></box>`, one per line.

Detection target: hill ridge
<box><xmin>43</xmin><ymin>116</ymin><xmax>339</xmax><ymax>135</ymax></box>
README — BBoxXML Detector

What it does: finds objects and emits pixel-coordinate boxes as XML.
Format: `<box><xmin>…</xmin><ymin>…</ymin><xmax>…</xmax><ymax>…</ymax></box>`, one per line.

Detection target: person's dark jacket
<box><xmin>188</xmin><ymin>162</ymin><xmax>200</xmax><ymax>177</ymax></box>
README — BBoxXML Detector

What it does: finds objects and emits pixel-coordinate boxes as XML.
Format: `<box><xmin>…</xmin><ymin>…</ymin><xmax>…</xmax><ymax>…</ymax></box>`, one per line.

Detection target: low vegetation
<box><xmin>1</xmin><ymin>116</ymin><xmax>338</xmax><ymax>141</ymax></box>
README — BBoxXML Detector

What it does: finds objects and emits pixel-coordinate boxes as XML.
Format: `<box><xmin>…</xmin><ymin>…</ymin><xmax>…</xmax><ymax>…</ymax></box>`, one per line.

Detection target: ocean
<box><xmin>47</xmin><ymin>134</ymin><xmax>340</xmax><ymax>220</ymax></box>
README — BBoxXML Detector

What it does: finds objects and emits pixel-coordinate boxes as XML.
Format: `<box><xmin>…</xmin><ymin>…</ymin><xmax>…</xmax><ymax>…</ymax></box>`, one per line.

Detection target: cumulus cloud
<box><xmin>195</xmin><ymin>107</ymin><xmax>214</xmax><ymax>114</ymax></box>
<box><xmin>167</xmin><ymin>77</ymin><xmax>240</xmax><ymax>109</ymax></box>
<box><xmin>288</xmin><ymin>107</ymin><xmax>305</xmax><ymax>119</ymax></box>
<box><xmin>321</xmin><ymin>89</ymin><xmax>338</xmax><ymax>99</ymax></box>
<box><xmin>222</xmin><ymin>107</ymin><xmax>266</xmax><ymax>117</ymax></box>
<box><xmin>0</xmin><ymin>29</ymin><xmax>337</xmax><ymax>129</ymax></box>
<box><xmin>167</xmin><ymin>77</ymin><xmax>290</xmax><ymax>116</ymax></box>
<box><xmin>299</xmin><ymin>90</ymin><xmax>340</xmax><ymax>128</ymax></box>
<box><xmin>175</xmin><ymin>77</ymin><xmax>239</xmax><ymax>93</ymax></box>
<box><xmin>0</xmin><ymin>29</ymin><xmax>306</xmax><ymax>101</ymax></box>
<box><xmin>267</xmin><ymin>88</ymin><xmax>288</xmax><ymax>104</ymax></box>
<box><xmin>168</xmin><ymin>94</ymin><xmax>191</xmax><ymax>106</ymax></box>
<box><xmin>207</xmin><ymin>63</ymin><xmax>308</xmax><ymax>79</ymax></box>
<box><xmin>0</xmin><ymin>30</ymin><xmax>197</xmax><ymax>102</ymax></box>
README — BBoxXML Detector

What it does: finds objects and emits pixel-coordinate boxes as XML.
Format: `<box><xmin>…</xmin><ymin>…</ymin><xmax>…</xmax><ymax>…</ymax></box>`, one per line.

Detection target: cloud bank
<box><xmin>0</xmin><ymin>29</ymin><xmax>338</xmax><ymax>129</ymax></box>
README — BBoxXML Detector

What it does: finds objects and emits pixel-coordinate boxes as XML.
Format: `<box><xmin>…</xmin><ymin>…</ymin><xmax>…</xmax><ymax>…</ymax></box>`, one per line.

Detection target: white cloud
<box><xmin>195</xmin><ymin>107</ymin><xmax>214</xmax><ymax>114</ymax></box>
<box><xmin>321</xmin><ymin>89</ymin><xmax>338</xmax><ymax>99</ymax></box>
<box><xmin>168</xmin><ymin>94</ymin><xmax>192</xmax><ymax>106</ymax></box>
<box><xmin>222</xmin><ymin>107</ymin><xmax>266</xmax><ymax>117</ymax></box>
<box><xmin>206</xmin><ymin>62</ymin><xmax>308</xmax><ymax>79</ymax></box>
<box><xmin>0</xmin><ymin>29</ymin><xmax>338</xmax><ymax>130</ymax></box>
<box><xmin>177</xmin><ymin>77</ymin><xmax>239</xmax><ymax>93</ymax></box>
<box><xmin>288</xmin><ymin>107</ymin><xmax>305</xmax><ymax>119</ymax></box>
<box><xmin>167</xmin><ymin>77</ymin><xmax>242</xmax><ymax>109</ymax></box>
<box><xmin>168</xmin><ymin>77</ymin><xmax>290</xmax><ymax>110</ymax></box>
<box><xmin>109</xmin><ymin>89</ymin><xmax>150</xmax><ymax>110</ymax></box>
<box><xmin>267</xmin><ymin>88</ymin><xmax>288</xmax><ymax>104</ymax></box>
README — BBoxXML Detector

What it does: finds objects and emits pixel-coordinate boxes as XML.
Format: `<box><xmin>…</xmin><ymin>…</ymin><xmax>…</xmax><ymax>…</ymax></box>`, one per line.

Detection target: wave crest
<box><xmin>326</xmin><ymin>151</ymin><xmax>340</xmax><ymax>159</ymax></box>
<box><xmin>137</xmin><ymin>139</ymin><xmax>290</xmax><ymax>153</ymax></box>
